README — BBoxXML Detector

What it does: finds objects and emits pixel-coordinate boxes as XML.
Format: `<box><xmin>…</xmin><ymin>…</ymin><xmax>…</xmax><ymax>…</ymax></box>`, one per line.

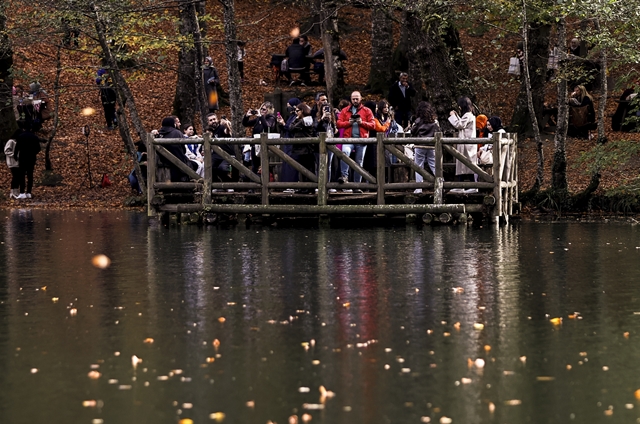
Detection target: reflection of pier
<box><xmin>147</xmin><ymin>132</ymin><xmax>518</xmax><ymax>225</ymax></box>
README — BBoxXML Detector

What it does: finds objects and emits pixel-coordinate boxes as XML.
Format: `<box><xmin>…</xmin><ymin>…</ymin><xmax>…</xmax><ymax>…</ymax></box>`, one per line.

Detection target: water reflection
<box><xmin>2</xmin><ymin>212</ymin><xmax>640</xmax><ymax>423</ymax></box>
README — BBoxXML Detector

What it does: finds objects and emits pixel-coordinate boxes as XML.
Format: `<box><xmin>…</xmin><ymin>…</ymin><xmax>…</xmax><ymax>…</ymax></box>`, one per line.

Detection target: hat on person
<box><xmin>476</xmin><ymin>114</ymin><xmax>488</xmax><ymax>130</ymax></box>
<box><xmin>161</xmin><ymin>117</ymin><xmax>176</xmax><ymax>127</ymax></box>
<box><xmin>97</xmin><ymin>68</ymin><xmax>107</xmax><ymax>77</ymax></box>
<box><xmin>288</xmin><ymin>98</ymin><xmax>301</xmax><ymax>107</ymax></box>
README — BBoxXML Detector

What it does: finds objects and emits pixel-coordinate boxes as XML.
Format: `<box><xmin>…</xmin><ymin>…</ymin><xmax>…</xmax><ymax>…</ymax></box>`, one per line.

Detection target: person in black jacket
<box><xmin>287</xmin><ymin>103</ymin><xmax>316</xmax><ymax>192</ymax></box>
<box><xmin>411</xmin><ymin>102</ymin><xmax>440</xmax><ymax>194</ymax></box>
<box><xmin>206</xmin><ymin>113</ymin><xmax>236</xmax><ymax>188</ymax></box>
<box><xmin>388</xmin><ymin>72</ymin><xmax>417</xmax><ymax>128</ymax></box>
<box><xmin>97</xmin><ymin>77</ymin><xmax>117</xmax><ymax>130</ymax></box>
<box><xmin>13</xmin><ymin>124</ymin><xmax>43</xmax><ymax>199</ymax></box>
<box><xmin>157</xmin><ymin>116</ymin><xmax>192</xmax><ymax>182</ymax></box>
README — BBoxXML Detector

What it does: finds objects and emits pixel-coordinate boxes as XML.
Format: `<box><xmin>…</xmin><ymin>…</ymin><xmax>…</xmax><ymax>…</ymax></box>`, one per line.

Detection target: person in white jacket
<box><xmin>4</xmin><ymin>138</ymin><xmax>23</xmax><ymax>199</ymax></box>
<box><xmin>448</xmin><ymin>96</ymin><xmax>477</xmax><ymax>193</ymax></box>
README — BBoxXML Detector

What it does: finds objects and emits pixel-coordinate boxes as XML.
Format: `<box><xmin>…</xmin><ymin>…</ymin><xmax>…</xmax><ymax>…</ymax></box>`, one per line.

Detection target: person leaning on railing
<box><xmin>157</xmin><ymin>116</ymin><xmax>192</xmax><ymax>182</ymax></box>
<box><xmin>314</xmin><ymin>100</ymin><xmax>338</xmax><ymax>190</ymax></box>
<box><xmin>287</xmin><ymin>103</ymin><xmax>316</xmax><ymax>193</ymax></box>
<box><xmin>448</xmin><ymin>96</ymin><xmax>477</xmax><ymax>192</ymax></box>
<box><xmin>242</xmin><ymin>102</ymin><xmax>277</xmax><ymax>174</ymax></box>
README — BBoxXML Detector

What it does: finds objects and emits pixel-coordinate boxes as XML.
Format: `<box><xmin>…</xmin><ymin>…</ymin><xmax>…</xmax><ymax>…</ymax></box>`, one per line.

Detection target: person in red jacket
<box><xmin>336</xmin><ymin>91</ymin><xmax>375</xmax><ymax>191</ymax></box>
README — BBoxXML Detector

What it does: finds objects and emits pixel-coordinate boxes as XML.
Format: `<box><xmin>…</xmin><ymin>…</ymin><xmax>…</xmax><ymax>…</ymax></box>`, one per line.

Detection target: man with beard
<box><xmin>157</xmin><ymin>116</ymin><xmax>192</xmax><ymax>182</ymax></box>
<box><xmin>205</xmin><ymin>113</ymin><xmax>236</xmax><ymax>191</ymax></box>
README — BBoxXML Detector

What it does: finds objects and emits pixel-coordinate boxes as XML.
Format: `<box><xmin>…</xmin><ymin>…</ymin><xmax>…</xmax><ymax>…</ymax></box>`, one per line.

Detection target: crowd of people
<box><xmin>149</xmin><ymin>73</ymin><xmax>509</xmax><ymax>196</ymax></box>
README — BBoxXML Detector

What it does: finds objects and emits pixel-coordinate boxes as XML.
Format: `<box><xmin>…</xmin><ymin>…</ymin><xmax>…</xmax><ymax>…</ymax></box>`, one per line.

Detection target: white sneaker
<box><xmin>413</xmin><ymin>189</ymin><xmax>422</xmax><ymax>194</ymax></box>
<box><xmin>342</xmin><ymin>189</ymin><xmax>353</xmax><ymax>193</ymax></box>
<box><xmin>449</xmin><ymin>188</ymin><xmax>464</xmax><ymax>193</ymax></box>
<box><xmin>16</xmin><ymin>193</ymin><xmax>27</xmax><ymax>199</ymax></box>
<box><xmin>463</xmin><ymin>188</ymin><xmax>478</xmax><ymax>193</ymax></box>
<box><xmin>283</xmin><ymin>189</ymin><xmax>295</xmax><ymax>194</ymax></box>
<box><xmin>328</xmin><ymin>189</ymin><xmax>337</xmax><ymax>193</ymax></box>
<box><xmin>25</xmin><ymin>193</ymin><xmax>32</xmax><ymax>199</ymax></box>
<box><xmin>212</xmin><ymin>189</ymin><xmax>220</xmax><ymax>193</ymax></box>
<box><xmin>315</xmin><ymin>189</ymin><xmax>318</xmax><ymax>193</ymax></box>
<box><xmin>227</xmin><ymin>189</ymin><xmax>234</xmax><ymax>193</ymax></box>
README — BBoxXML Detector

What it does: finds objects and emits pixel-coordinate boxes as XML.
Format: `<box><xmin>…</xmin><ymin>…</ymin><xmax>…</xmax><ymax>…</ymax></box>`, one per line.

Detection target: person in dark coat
<box><xmin>13</xmin><ymin>125</ymin><xmax>43</xmax><ymax>199</ymax></box>
<box><xmin>157</xmin><ymin>116</ymin><xmax>192</xmax><ymax>182</ymax></box>
<box><xmin>203</xmin><ymin>57</ymin><xmax>219</xmax><ymax>112</ymax></box>
<box><xmin>242</xmin><ymin>101</ymin><xmax>277</xmax><ymax>174</ymax></box>
<box><xmin>276</xmin><ymin>97</ymin><xmax>302</xmax><ymax>187</ymax></box>
<box><xmin>205</xmin><ymin>113</ymin><xmax>236</xmax><ymax>188</ymax></box>
<box><xmin>287</xmin><ymin>103</ymin><xmax>316</xmax><ymax>192</ymax></box>
<box><xmin>388</xmin><ymin>72</ymin><xmax>417</xmax><ymax>128</ymax></box>
<box><xmin>97</xmin><ymin>76</ymin><xmax>117</xmax><ymax>130</ymax></box>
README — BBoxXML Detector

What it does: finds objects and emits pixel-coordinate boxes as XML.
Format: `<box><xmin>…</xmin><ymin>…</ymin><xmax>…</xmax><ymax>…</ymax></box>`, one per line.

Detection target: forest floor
<box><xmin>1</xmin><ymin>1</ymin><xmax>639</xmax><ymax>214</ymax></box>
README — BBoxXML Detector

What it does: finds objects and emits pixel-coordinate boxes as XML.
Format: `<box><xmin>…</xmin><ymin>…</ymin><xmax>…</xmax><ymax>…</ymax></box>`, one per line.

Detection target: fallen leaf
<box><xmin>91</xmin><ymin>254</ymin><xmax>111</xmax><ymax>269</ymax></box>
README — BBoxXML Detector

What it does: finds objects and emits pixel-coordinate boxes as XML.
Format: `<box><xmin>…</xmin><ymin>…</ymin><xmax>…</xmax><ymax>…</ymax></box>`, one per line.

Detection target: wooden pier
<box><xmin>146</xmin><ymin>132</ymin><xmax>518</xmax><ymax>225</ymax></box>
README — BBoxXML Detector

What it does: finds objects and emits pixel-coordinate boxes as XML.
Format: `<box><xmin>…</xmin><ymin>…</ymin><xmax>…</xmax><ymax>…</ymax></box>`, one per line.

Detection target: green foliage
<box><xmin>574</xmin><ymin>139</ymin><xmax>640</xmax><ymax>177</ymax></box>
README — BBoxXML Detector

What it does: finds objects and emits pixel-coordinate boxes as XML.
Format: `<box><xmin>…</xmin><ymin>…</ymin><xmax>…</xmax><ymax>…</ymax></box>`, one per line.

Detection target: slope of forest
<box><xmin>1</xmin><ymin>0</ymin><xmax>639</xmax><ymax>211</ymax></box>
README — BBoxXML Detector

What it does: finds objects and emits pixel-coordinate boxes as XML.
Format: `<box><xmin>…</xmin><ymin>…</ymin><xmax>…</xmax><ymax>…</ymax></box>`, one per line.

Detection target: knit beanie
<box><xmin>288</xmin><ymin>98</ymin><xmax>301</xmax><ymax>107</ymax></box>
<box><xmin>161</xmin><ymin>117</ymin><xmax>176</xmax><ymax>127</ymax></box>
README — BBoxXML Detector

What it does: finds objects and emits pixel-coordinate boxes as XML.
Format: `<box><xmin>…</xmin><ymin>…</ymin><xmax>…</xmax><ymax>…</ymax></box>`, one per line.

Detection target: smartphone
<box><xmin>251</xmin><ymin>109</ymin><xmax>259</xmax><ymax>115</ymax></box>
<box><xmin>351</xmin><ymin>114</ymin><xmax>360</xmax><ymax>120</ymax></box>
<box><xmin>277</xmin><ymin>112</ymin><xmax>282</xmax><ymax>118</ymax></box>
<box><xmin>323</xmin><ymin>105</ymin><xmax>331</xmax><ymax>113</ymax></box>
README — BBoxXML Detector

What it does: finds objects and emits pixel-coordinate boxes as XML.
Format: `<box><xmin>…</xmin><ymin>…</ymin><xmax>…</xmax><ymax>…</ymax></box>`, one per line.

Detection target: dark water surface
<box><xmin>2</xmin><ymin>210</ymin><xmax>640</xmax><ymax>424</ymax></box>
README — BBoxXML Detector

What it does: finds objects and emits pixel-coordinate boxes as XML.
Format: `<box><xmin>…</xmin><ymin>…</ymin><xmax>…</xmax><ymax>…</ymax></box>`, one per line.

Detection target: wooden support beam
<box><xmin>442</xmin><ymin>144</ymin><xmax>493</xmax><ymax>182</ymax></box>
<box><xmin>327</xmin><ymin>145</ymin><xmax>376</xmax><ymax>184</ymax></box>
<box><xmin>434</xmin><ymin>177</ymin><xmax>444</xmax><ymax>204</ymax></box>
<box><xmin>492</xmin><ymin>132</ymin><xmax>503</xmax><ymax>220</ymax></box>
<box><xmin>154</xmin><ymin>145</ymin><xmax>202</xmax><ymax>181</ymax></box>
<box><xmin>260</xmin><ymin>133</ymin><xmax>269</xmax><ymax>205</ymax></box>
<box><xmin>147</xmin><ymin>133</ymin><xmax>157</xmax><ymax>217</ymax></box>
<box><xmin>376</xmin><ymin>133</ymin><xmax>385</xmax><ymax>205</ymax></box>
<box><xmin>267</xmin><ymin>145</ymin><xmax>318</xmax><ymax>183</ymax></box>
<box><xmin>172</xmin><ymin>203</ymin><xmax>482</xmax><ymax>214</ymax></box>
<box><xmin>385</xmin><ymin>144</ymin><xmax>434</xmax><ymax>183</ymax></box>
<box><xmin>211</xmin><ymin>145</ymin><xmax>260</xmax><ymax>183</ymax></box>
<box><xmin>435</xmin><ymin>132</ymin><xmax>443</xmax><ymax>179</ymax></box>
<box><xmin>317</xmin><ymin>133</ymin><xmax>328</xmax><ymax>206</ymax></box>
<box><xmin>203</xmin><ymin>133</ymin><xmax>212</xmax><ymax>205</ymax></box>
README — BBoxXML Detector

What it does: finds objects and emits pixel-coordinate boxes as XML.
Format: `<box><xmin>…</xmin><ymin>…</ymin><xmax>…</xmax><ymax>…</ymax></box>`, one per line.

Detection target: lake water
<box><xmin>1</xmin><ymin>209</ymin><xmax>640</xmax><ymax>424</ymax></box>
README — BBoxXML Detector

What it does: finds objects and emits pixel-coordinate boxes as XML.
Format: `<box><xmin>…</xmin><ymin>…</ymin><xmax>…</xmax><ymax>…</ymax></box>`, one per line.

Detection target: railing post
<box><xmin>492</xmin><ymin>132</ymin><xmax>503</xmax><ymax>223</ymax></box>
<box><xmin>318</xmin><ymin>133</ymin><xmax>328</xmax><ymax>206</ymax></box>
<box><xmin>435</xmin><ymin>132</ymin><xmax>443</xmax><ymax>179</ymax></box>
<box><xmin>260</xmin><ymin>133</ymin><xmax>269</xmax><ymax>205</ymax></box>
<box><xmin>203</xmin><ymin>133</ymin><xmax>212</xmax><ymax>206</ymax></box>
<box><xmin>146</xmin><ymin>133</ymin><xmax>157</xmax><ymax>217</ymax></box>
<box><xmin>376</xmin><ymin>132</ymin><xmax>385</xmax><ymax>205</ymax></box>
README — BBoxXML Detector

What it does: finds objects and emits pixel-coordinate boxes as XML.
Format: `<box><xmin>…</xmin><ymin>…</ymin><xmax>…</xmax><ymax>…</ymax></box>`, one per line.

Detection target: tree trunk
<box><xmin>172</xmin><ymin>0</ymin><xmax>198</xmax><ymax>128</ymax></box>
<box><xmin>320</xmin><ymin>0</ymin><xmax>344</xmax><ymax>105</ymax></box>
<box><xmin>368</xmin><ymin>7</ymin><xmax>393</xmax><ymax>95</ymax></box>
<box><xmin>44</xmin><ymin>45</ymin><xmax>63</xmax><ymax>172</ymax></box>
<box><xmin>93</xmin><ymin>5</ymin><xmax>146</xmax><ymax>142</ymax></box>
<box><xmin>595</xmin><ymin>19</ymin><xmax>607</xmax><ymax>145</ymax></box>
<box><xmin>92</xmin><ymin>3</ymin><xmax>146</xmax><ymax>196</ymax></box>
<box><xmin>521</xmin><ymin>0</ymin><xmax>544</xmax><ymax>191</ymax></box>
<box><xmin>0</xmin><ymin>6</ymin><xmax>17</xmax><ymax>144</ymax></box>
<box><xmin>190</xmin><ymin>0</ymin><xmax>208</xmax><ymax>132</ymax></box>
<box><xmin>220</xmin><ymin>0</ymin><xmax>243</xmax><ymax>137</ymax></box>
<box><xmin>552</xmin><ymin>17</ymin><xmax>568</xmax><ymax>191</ymax></box>
<box><xmin>510</xmin><ymin>22</ymin><xmax>550</xmax><ymax>136</ymax></box>
<box><xmin>407</xmin><ymin>12</ymin><xmax>474</xmax><ymax>131</ymax></box>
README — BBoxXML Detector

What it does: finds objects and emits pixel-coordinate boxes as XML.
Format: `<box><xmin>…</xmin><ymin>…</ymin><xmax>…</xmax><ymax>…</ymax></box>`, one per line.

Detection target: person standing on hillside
<box><xmin>388</xmin><ymin>72</ymin><xmax>417</xmax><ymax>128</ymax></box>
<box><xmin>13</xmin><ymin>124</ymin><xmax>43</xmax><ymax>199</ymax></box>
<box><xmin>203</xmin><ymin>57</ymin><xmax>220</xmax><ymax>112</ymax></box>
<box><xmin>97</xmin><ymin>76</ymin><xmax>117</xmax><ymax>130</ymax></box>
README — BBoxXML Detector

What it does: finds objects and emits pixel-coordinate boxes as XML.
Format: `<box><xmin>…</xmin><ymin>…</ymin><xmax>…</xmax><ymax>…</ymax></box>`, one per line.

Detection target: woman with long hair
<box><xmin>448</xmin><ymin>96</ymin><xmax>477</xmax><ymax>191</ymax></box>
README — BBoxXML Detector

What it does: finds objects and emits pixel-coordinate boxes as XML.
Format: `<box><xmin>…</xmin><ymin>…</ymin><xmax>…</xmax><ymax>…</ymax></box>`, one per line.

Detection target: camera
<box><xmin>251</xmin><ymin>109</ymin><xmax>259</xmax><ymax>115</ymax></box>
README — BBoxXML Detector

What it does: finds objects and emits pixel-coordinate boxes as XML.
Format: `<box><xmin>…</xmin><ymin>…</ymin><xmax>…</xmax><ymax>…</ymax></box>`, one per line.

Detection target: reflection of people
<box><xmin>203</xmin><ymin>57</ymin><xmax>219</xmax><ymax>112</ymax></box>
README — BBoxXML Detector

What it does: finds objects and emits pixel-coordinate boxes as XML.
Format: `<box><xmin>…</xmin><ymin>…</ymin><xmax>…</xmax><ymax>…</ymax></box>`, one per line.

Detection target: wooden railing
<box><xmin>147</xmin><ymin>132</ymin><xmax>517</xmax><ymax>222</ymax></box>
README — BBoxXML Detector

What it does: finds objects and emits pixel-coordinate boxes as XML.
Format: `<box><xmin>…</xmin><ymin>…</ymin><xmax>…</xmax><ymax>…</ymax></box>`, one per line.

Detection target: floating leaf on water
<box><xmin>624</xmin><ymin>332</ymin><xmax>630</xmax><ymax>338</ymax></box>
<box><xmin>384</xmin><ymin>364</ymin><xmax>390</xmax><ymax>370</ymax></box>
<box><xmin>91</xmin><ymin>254</ymin><xmax>111</xmax><ymax>269</ymax></box>
<box><xmin>401</xmin><ymin>368</ymin><xmax>411</xmax><ymax>373</ymax></box>
<box><xmin>603</xmin><ymin>366</ymin><xmax>609</xmax><ymax>371</ymax></box>
<box><xmin>312</xmin><ymin>360</ymin><xmax>320</xmax><ymax>365</ymax></box>
<box><xmin>30</xmin><ymin>368</ymin><xmax>38</xmax><ymax>374</ymax></box>
<box><xmin>505</xmin><ymin>400</ymin><xmax>522</xmax><ymax>405</ymax></box>
<box><xmin>461</xmin><ymin>378</ymin><xmax>472</xmax><ymax>384</ymax></box>
<box><xmin>118</xmin><ymin>385</ymin><xmax>132</xmax><ymax>390</ymax></box>
<box><xmin>69</xmin><ymin>308</ymin><xmax>78</xmax><ymax>316</ymax></box>
<box><xmin>206</xmin><ymin>357</ymin><xmax>215</xmax><ymax>363</ymax></box>
<box><xmin>87</xmin><ymin>371</ymin><xmax>101</xmax><ymax>379</ymax></box>
<box><xmin>440</xmin><ymin>417</ymin><xmax>452</xmax><ymax>424</ymax></box>
<box><xmin>303</xmin><ymin>403</ymin><xmax>325</xmax><ymax>410</ymax></box>
<box><xmin>519</xmin><ymin>356</ymin><xmax>527</xmax><ymax>364</ymax></box>
<box><xmin>443</xmin><ymin>332</ymin><xmax>451</xmax><ymax>337</ymax></box>
<box><xmin>473</xmin><ymin>323</ymin><xmax>484</xmax><ymax>330</ymax></box>
<box><xmin>131</xmin><ymin>355</ymin><xmax>142</xmax><ymax>369</ymax></box>
<box><xmin>218</xmin><ymin>317</ymin><xmax>226</xmax><ymax>323</ymax></box>
<box><xmin>182</xmin><ymin>403</ymin><xmax>193</xmax><ymax>409</ymax></box>
<box><xmin>289</xmin><ymin>415</ymin><xmax>299</xmax><ymax>424</ymax></box>
<box><xmin>209</xmin><ymin>412</ymin><xmax>225</xmax><ymax>422</ymax></box>
<box><xmin>488</xmin><ymin>402</ymin><xmax>495</xmax><ymax>413</ymax></box>
<box><xmin>579</xmin><ymin>352</ymin><xmax>587</xmax><ymax>357</ymax></box>
<box><xmin>604</xmin><ymin>409</ymin><xmax>613</xmax><ymax>416</ymax></box>
<box><xmin>342</xmin><ymin>302</ymin><xmax>350</xmax><ymax>308</ymax></box>
<box><xmin>82</xmin><ymin>400</ymin><xmax>97</xmax><ymax>408</ymax></box>
<box><xmin>299</xmin><ymin>387</ymin><xmax>310</xmax><ymax>393</ymax></box>
<box><xmin>536</xmin><ymin>376</ymin><xmax>555</xmax><ymax>381</ymax></box>
<box><xmin>301</xmin><ymin>413</ymin><xmax>312</xmax><ymax>422</ymax></box>
<box><xmin>179</xmin><ymin>420</ymin><xmax>193</xmax><ymax>424</ymax></box>
<box><xmin>566</xmin><ymin>365</ymin><xmax>572</xmax><ymax>370</ymax></box>
<box><xmin>420</xmin><ymin>417</ymin><xmax>431</xmax><ymax>423</ymax></box>
<box><xmin>503</xmin><ymin>370</ymin><xmax>515</xmax><ymax>376</ymax></box>
<box><xmin>550</xmin><ymin>317</ymin><xmax>562</xmax><ymax>326</ymax></box>
<box><xmin>453</xmin><ymin>322</ymin><xmax>461</xmax><ymax>330</ymax></box>
<box><xmin>52</xmin><ymin>297</ymin><xmax>59</xmax><ymax>303</ymax></box>
<box><xmin>452</xmin><ymin>287</ymin><xmax>464</xmax><ymax>294</ymax></box>
<box><xmin>246</xmin><ymin>400</ymin><xmax>255</xmax><ymax>408</ymax></box>
<box><xmin>634</xmin><ymin>389</ymin><xmax>640</xmax><ymax>400</ymax></box>
<box><xmin>625</xmin><ymin>404</ymin><xmax>634</xmax><ymax>409</ymax></box>
<box><xmin>474</xmin><ymin>359</ymin><xmax>485</xmax><ymax>369</ymax></box>
<box><xmin>213</xmin><ymin>339</ymin><xmax>221</xmax><ymax>350</ymax></box>
<box><xmin>143</xmin><ymin>338</ymin><xmax>154</xmax><ymax>344</ymax></box>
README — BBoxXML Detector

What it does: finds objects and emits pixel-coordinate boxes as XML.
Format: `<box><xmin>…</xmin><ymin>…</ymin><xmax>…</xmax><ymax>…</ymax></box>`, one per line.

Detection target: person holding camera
<box><xmin>314</xmin><ymin>94</ymin><xmax>338</xmax><ymax>188</ymax></box>
<box><xmin>336</xmin><ymin>91</ymin><xmax>375</xmax><ymax>192</ymax></box>
<box><xmin>242</xmin><ymin>102</ymin><xmax>277</xmax><ymax>174</ymax></box>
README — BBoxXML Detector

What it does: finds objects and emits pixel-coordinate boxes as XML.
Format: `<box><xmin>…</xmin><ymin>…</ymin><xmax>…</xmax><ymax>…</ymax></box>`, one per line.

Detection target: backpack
<box><xmin>280</xmin><ymin>58</ymin><xmax>289</xmax><ymax>72</ymax></box>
